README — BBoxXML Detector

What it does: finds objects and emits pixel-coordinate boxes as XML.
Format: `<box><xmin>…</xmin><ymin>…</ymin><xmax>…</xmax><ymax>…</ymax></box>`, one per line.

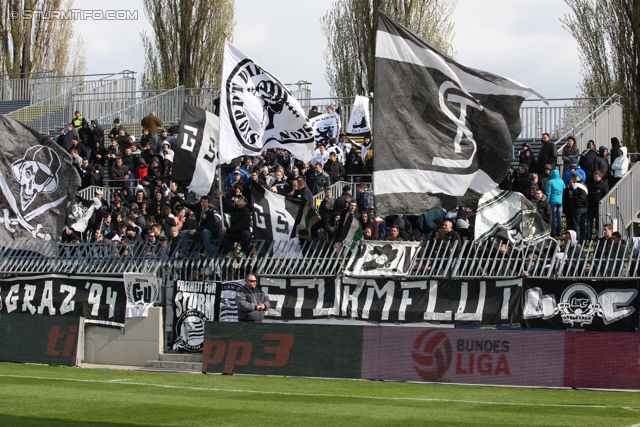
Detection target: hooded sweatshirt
<box><xmin>545</xmin><ymin>170</ymin><xmax>565</xmax><ymax>205</ymax></box>
<box><xmin>611</xmin><ymin>146</ymin><xmax>629</xmax><ymax>178</ymax></box>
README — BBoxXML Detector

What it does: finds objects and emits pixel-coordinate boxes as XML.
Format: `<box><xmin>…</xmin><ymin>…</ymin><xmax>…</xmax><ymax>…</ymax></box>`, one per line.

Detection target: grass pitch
<box><xmin>0</xmin><ymin>363</ymin><xmax>639</xmax><ymax>426</ymax></box>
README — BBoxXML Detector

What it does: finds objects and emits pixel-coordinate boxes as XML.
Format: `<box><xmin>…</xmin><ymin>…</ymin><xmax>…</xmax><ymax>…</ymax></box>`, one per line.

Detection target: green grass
<box><xmin>0</xmin><ymin>362</ymin><xmax>639</xmax><ymax>426</ymax></box>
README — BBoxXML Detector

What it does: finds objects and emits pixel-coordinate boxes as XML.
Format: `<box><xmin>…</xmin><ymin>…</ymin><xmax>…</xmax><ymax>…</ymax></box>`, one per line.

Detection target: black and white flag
<box><xmin>250</xmin><ymin>180</ymin><xmax>303</xmax><ymax>244</ymax></box>
<box><xmin>67</xmin><ymin>194</ymin><xmax>99</xmax><ymax>233</ymax></box>
<box><xmin>309</xmin><ymin>112</ymin><xmax>341</xmax><ymax>146</ymax></box>
<box><xmin>173</xmin><ymin>103</ymin><xmax>219</xmax><ymax>196</ymax></box>
<box><xmin>373</xmin><ymin>13</ymin><xmax>545</xmax><ymax>216</ymax></box>
<box><xmin>475</xmin><ymin>189</ymin><xmax>550</xmax><ymax>245</ymax></box>
<box><xmin>123</xmin><ymin>273</ymin><xmax>159</xmax><ymax>318</ymax></box>
<box><xmin>345</xmin><ymin>241</ymin><xmax>421</xmax><ymax>277</ymax></box>
<box><xmin>219</xmin><ymin>41</ymin><xmax>315</xmax><ymax>164</ymax></box>
<box><xmin>346</xmin><ymin>95</ymin><xmax>371</xmax><ymax>136</ymax></box>
<box><xmin>0</xmin><ymin>115</ymin><xmax>80</xmax><ymax>247</ymax></box>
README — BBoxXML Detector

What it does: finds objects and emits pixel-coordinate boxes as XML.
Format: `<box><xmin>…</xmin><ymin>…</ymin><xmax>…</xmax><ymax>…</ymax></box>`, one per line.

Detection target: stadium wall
<box><xmin>82</xmin><ymin>307</ymin><xmax>162</xmax><ymax>366</ymax></box>
<box><xmin>203</xmin><ymin>323</ymin><xmax>640</xmax><ymax>390</ymax></box>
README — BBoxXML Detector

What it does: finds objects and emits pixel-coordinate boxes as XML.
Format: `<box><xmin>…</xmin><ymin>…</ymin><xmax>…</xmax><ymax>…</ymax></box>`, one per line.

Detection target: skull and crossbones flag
<box><xmin>373</xmin><ymin>13</ymin><xmax>546</xmax><ymax>217</ymax></box>
<box><xmin>0</xmin><ymin>115</ymin><xmax>80</xmax><ymax>246</ymax></box>
<box><xmin>218</xmin><ymin>41</ymin><xmax>315</xmax><ymax>165</ymax></box>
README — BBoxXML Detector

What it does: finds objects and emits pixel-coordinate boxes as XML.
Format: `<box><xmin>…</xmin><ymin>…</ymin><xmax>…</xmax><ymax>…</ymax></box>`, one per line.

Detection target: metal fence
<box><xmin>599</xmin><ymin>161</ymin><xmax>640</xmax><ymax>239</ymax></box>
<box><xmin>1</xmin><ymin>237</ymin><xmax>637</xmax><ymax>280</ymax></box>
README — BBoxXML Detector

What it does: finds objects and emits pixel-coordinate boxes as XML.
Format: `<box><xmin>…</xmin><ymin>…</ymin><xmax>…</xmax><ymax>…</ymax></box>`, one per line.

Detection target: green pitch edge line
<box><xmin>0</xmin><ymin>374</ymin><xmax>639</xmax><ymax>412</ymax></box>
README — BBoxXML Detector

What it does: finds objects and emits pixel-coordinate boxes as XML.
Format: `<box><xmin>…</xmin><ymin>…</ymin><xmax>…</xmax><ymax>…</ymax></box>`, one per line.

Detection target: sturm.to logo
<box><xmin>412</xmin><ymin>330</ymin><xmax>452</xmax><ymax>381</ymax></box>
<box><xmin>225</xmin><ymin>59</ymin><xmax>312</xmax><ymax>152</ymax></box>
<box><xmin>173</xmin><ymin>310</ymin><xmax>207</xmax><ymax>352</ymax></box>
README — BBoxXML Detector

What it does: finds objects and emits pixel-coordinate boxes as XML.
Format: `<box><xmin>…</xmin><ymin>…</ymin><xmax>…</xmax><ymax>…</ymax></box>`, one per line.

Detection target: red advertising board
<box><xmin>564</xmin><ymin>332</ymin><xmax>640</xmax><ymax>389</ymax></box>
<box><xmin>362</xmin><ymin>327</ymin><xmax>566</xmax><ymax>387</ymax></box>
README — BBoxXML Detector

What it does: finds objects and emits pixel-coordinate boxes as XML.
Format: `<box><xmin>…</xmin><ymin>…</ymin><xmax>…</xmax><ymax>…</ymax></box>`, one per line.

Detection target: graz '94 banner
<box><xmin>522</xmin><ymin>278</ymin><xmax>639</xmax><ymax>332</ymax></box>
<box><xmin>0</xmin><ymin>274</ymin><xmax>126</xmax><ymax>327</ymax></box>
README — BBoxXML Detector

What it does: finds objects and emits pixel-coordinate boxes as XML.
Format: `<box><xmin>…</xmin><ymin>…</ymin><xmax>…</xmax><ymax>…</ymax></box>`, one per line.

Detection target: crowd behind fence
<box><xmin>1</xmin><ymin>237</ymin><xmax>637</xmax><ymax>281</ymax></box>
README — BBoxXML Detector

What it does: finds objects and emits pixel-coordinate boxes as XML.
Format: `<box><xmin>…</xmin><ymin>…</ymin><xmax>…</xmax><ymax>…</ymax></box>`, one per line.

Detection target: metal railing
<box><xmin>94</xmin><ymin>86</ymin><xmax>186</xmax><ymax>137</ymax></box>
<box><xmin>599</xmin><ymin>161</ymin><xmax>640</xmax><ymax>238</ymax></box>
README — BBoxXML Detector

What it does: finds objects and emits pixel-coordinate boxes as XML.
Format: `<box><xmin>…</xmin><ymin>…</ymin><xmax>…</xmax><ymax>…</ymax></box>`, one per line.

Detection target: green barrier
<box><xmin>0</xmin><ymin>315</ymin><xmax>80</xmax><ymax>366</ymax></box>
<box><xmin>203</xmin><ymin>322</ymin><xmax>363</xmax><ymax>378</ymax></box>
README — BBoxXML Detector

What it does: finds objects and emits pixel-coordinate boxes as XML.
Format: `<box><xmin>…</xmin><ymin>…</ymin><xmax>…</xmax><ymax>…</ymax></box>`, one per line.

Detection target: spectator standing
<box><xmin>587</xmin><ymin>171</ymin><xmax>609</xmax><ymax>240</ymax></box>
<box><xmin>562</xmin><ymin>158</ymin><xmax>586</xmax><ymax>185</ymax></box>
<box><xmin>140</xmin><ymin>111</ymin><xmax>163</xmax><ymax>143</ymax></box>
<box><xmin>71</xmin><ymin>110</ymin><xmax>87</xmax><ymax>129</ymax></box>
<box><xmin>91</xmin><ymin>120</ymin><xmax>104</xmax><ymax>145</ymax></box>
<box><xmin>569</xmin><ymin>172</ymin><xmax>589</xmax><ymax>244</ymax></box>
<box><xmin>236</xmin><ymin>274</ymin><xmax>270</xmax><ymax>323</ymax></box>
<box><xmin>324</xmin><ymin>151</ymin><xmax>345</xmax><ymax>183</ymax></box>
<box><xmin>579</xmin><ymin>140</ymin><xmax>598</xmax><ymax>184</ymax></box>
<box><xmin>537</xmin><ymin>133</ymin><xmax>557</xmax><ymax>174</ymax></box>
<box><xmin>561</xmin><ymin>136</ymin><xmax>580</xmax><ymax>175</ymax></box>
<box><xmin>308</xmin><ymin>163</ymin><xmax>331</xmax><ymax>195</ymax></box>
<box><xmin>63</xmin><ymin>123</ymin><xmax>79</xmax><ymax>151</ymax></box>
<box><xmin>545</xmin><ymin>169</ymin><xmax>565</xmax><ymax>236</ymax></box>
<box><xmin>595</xmin><ymin>146</ymin><xmax>610</xmax><ymax>184</ymax></box>
<box><xmin>610</xmin><ymin>146</ymin><xmax>629</xmax><ymax>185</ymax></box>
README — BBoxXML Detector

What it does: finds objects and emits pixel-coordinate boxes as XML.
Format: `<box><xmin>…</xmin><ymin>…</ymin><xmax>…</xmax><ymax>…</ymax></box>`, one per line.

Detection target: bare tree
<box><xmin>562</xmin><ymin>0</ymin><xmax>640</xmax><ymax>151</ymax></box>
<box><xmin>140</xmin><ymin>0</ymin><xmax>235</xmax><ymax>90</ymax></box>
<box><xmin>0</xmin><ymin>0</ymin><xmax>85</xmax><ymax>78</ymax></box>
<box><xmin>321</xmin><ymin>0</ymin><xmax>457</xmax><ymax>98</ymax></box>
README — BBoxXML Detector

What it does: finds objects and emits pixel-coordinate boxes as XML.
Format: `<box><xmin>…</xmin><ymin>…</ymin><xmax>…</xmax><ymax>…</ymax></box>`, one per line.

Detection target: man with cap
<box><xmin>179</xmin><ymin>195</ymin><xmax>220</xmax><ymax>258</ymax></box>
<box><xmin>562</xmin><ymin>158</ymin><xmax>586</xmax><ymax>185</ymax></box>
<box><xmin>220</xmin><ymin>194</ymin><xmax>252</xmax><ymax>257</ymax></box>
<box><xmin>335</xmin><ymin>185</ymin><xmax>353</xmax><ymax>214</ymax></box>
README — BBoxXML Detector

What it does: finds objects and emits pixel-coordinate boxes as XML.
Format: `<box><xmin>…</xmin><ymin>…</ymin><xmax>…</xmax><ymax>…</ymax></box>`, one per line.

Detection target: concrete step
<box><xmin>144</xmin><ymin>360</ymin><xmax>202</xmax><ymax>371</ymax></box>
<box><xmin>159</xmin><ymin>353</ymin><xmax>202</xmax><ymax>363</ymax></box>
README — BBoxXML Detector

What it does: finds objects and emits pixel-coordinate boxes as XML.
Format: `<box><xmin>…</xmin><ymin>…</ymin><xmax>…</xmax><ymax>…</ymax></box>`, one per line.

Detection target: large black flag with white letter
<box><xmin>373</xmin><ymin>13</ymin><xmax>545</xmax><ymax>216</ymax></box>
<box><xmin>173</xmin><ymin>103</ymin><xmax>219</xmax><ymax>196</ymax></box>
<box><xmin>250</xmin><ymin>180</ymin><xmax>304</xmax><ymax>245</ymax></box>
<box><xmin>0</xmin><ymin>115</ymin><xmax>80</xmax><ymax>247</ymax></box>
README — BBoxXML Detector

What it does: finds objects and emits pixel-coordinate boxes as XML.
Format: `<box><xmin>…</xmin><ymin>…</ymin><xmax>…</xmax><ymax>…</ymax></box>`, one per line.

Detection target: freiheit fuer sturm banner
<box><xmin>0</xmin><ymin>274</ymin><xmax>126</xmax><ymax>327</ymax></box>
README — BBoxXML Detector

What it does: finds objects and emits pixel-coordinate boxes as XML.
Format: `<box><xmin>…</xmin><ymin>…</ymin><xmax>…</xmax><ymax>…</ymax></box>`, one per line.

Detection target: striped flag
<box><xmin>173</xmin><ymin>103</ymin><xmax>219</xmax><ymax>196</ymax></box>
<box><xmin>373</xmin><ymin>12</ymin><xmax>545</xmax><ymax>216</ymax></box>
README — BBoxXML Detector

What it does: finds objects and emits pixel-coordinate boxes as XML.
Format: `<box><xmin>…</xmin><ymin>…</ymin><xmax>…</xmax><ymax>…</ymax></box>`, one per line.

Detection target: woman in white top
<box><xmin>610</xmin><ymin>146</ymin><xmax>629</xmax><ymax>185</ymax></box>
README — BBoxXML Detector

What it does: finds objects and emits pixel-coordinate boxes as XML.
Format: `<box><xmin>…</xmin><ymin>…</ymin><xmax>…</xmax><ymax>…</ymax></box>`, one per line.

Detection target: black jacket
<box><xmin>222</xmin><ymin>198</ymin><xmax>251</xmax><ymax>233</ymax></box>
<box><xmin>588</xmin><ymin>180</ymin><xmax>609</xmax><ymax>206</ymax></box>
<box><xmin>236</xmin><ymin>284</ymin><xmax>270</xmax><ymax>322</ymax></box>
<box><xmin>537</xmin><ymin>142</ymin><xmax>558</xmax><ymax>174</ymax></box>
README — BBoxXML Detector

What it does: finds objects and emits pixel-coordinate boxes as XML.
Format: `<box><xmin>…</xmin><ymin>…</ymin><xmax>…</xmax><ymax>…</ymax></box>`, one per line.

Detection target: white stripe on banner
<box><xmin>189</xmin><ymin>110</ymin><xmax>219</xmax><ymax>196</ymax></box>
<box><xmin>374</xmin><ymin>168</ymin><xmax>498</xmax><ymax>196</ymax></box>
<box><xmin>375</xmin><ymin>32</ymin><xmax>538</xmax><ymax>99</ymax></box>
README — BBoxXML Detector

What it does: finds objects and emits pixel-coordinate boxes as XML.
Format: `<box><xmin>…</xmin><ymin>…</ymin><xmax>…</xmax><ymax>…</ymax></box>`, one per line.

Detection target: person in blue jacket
<box><xmin>546</xmin><ymin>169</ymin><xmax>566</xmax><ymax>236</ymax></box>
<box><xmin>562</xmin><ymin>158</ymin><xmax>586</xmax><ymax>185</ymax></box>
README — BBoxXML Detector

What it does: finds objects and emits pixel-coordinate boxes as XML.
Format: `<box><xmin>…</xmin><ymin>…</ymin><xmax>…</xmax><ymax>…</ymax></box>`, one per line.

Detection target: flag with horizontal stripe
<box><xmin>373</xmin><ymin>12</ymin><xmax>546</xmax><ymax>216</ymax></box>
<box><xmin>475</xmin><ymin>189</ymin><xmax>550</xmax><ymax>245</ymax></box>
<box><xmin>172</xmin><ymin>103</ymin><xmax>219</xmax><ymax>196</ymax></box>
<box><xmin>219</xmin><ymin>41</ymin><xmax>315</xmax><ymax>164</ymax></box>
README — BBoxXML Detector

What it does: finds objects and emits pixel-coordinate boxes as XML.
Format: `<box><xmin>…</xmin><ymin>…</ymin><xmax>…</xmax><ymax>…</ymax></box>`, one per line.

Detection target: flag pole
<box><xmin>217</xmin><ymin>33</ymin><xmax>229</xmax><ymax>221</ymax></box>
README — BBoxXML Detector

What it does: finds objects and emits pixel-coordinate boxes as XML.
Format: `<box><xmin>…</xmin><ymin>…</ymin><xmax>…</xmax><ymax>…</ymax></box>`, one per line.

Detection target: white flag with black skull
<box><xmin>0</xmin><ymin>115</ymin><xmax>80</xmax><ymax>248</ymax></box>
<box><xmin>309</xmin><ymin>112</ymin><xmax>341</xmax><ymax>146</ymax></box>
<box><xmin>219</xmin><ymin>41</ymin><xmax>315</xmax><ymax>164</ymax></box>
<box><xmin>345</xmin><ymin>241</ymin><xmax>422</xmax><ymax>277</ymax></box>
<box><xmin>346</xmin><ymin>95</ymin><xmax>371</xmax><ymax>136</ymax></box>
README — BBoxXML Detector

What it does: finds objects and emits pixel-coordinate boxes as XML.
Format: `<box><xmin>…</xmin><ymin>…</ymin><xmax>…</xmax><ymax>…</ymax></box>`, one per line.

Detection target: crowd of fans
<box><xmin>501</xmin><ymin>133</ymin><xmax>630</xmax><ymax>244</ymax></box>
<box><xmin>56</xmin><ymin>109</ymin><xmax>634</xmax><ymax>265</ymax></box>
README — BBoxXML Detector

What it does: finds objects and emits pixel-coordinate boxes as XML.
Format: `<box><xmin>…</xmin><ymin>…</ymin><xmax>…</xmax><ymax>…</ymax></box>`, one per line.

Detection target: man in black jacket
<box><xmin>537</xmin><ymin>133</ymin><xmax>558</xmax><ymax>174</ymax></box>
<box><xmin>220</xmin><ymin>195</ymin><xmax>252</xmax><ymax>257</ymax></box>
<box><xmin>178</xmin><ymin>196</ymin><xmax>220</xmax><ymax>258</ymax></box>
<box><xmin>569</xmin><ymin>172</ymin><xmax>589</xmax><ymax>244</ymax></box>
<box><xmin>587</xmin><ymin>171</ymin><xmax>609</xmax><ymax>240</ymax></box>
<box><xmin>236</xmin><ymin>274</ymin><xmax>270</xmax><ymax>322</ymax></box>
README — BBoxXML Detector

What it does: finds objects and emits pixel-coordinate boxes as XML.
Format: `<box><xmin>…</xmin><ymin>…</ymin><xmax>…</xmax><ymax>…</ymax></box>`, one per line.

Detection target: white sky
<box><xmin>74</xmin><ymin>0</ymin><xmax>581</xmax><ymax>101</ymax></box>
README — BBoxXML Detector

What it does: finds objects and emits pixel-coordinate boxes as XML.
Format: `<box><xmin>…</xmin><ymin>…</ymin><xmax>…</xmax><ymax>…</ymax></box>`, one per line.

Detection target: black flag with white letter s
<box><xmin>173</xmin><ymin>103</ymin><xmax>219</xmax><ymax>196</ymax></box>
<box><xmin>373</xmin><ymin>13</ymin><xmax>546</xmax><ymax>216</ymax></box>
<box><xmin>0</xmin><ymin>115</ymin><xmax>80</xmax><ymax>248</ymax></box>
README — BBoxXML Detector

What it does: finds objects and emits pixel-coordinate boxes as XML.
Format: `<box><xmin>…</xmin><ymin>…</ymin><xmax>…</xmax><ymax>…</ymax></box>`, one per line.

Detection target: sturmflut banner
<box><xmin>0</xmin><ymin>274</ymin><xmax>126</xmax><ymax>326</ymax></box>
<box><xmin>372</xmin><ymin>13</ymin><xmax>545</xmax><ymax>216</ymax></box>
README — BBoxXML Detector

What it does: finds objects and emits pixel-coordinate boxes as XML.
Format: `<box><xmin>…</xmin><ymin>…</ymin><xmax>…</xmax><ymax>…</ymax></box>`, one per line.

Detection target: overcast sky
<box><xmin>75</xmin><ymin>0</ymin><xmax>581</xmax><ymax>102</ymax></box>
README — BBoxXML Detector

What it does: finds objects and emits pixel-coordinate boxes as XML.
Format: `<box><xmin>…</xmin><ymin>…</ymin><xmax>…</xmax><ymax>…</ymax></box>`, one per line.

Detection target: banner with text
<box><xmin>260</xmin><ymin>277</ymin><xmax>522</xmax><ymax>325</ymax></box>
<box><xmin>0</xmin><ymin>274</ymin><xmax>125</xmax><ymax>327</ymax></box>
